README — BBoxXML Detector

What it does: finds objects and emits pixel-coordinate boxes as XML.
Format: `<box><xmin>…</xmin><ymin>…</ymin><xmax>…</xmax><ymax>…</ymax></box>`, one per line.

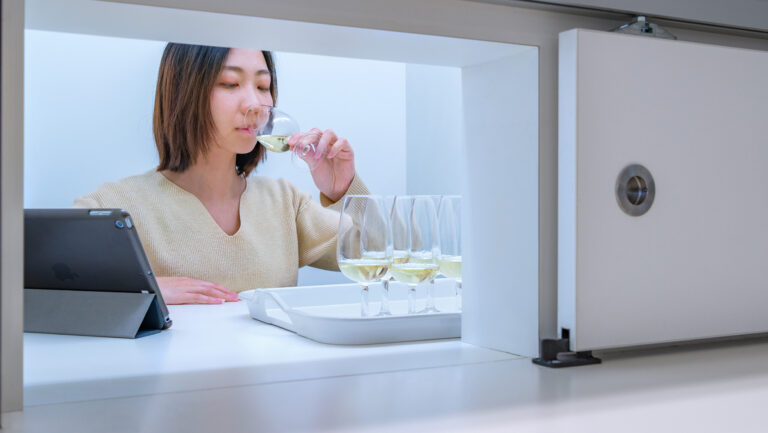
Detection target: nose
<box><xmin>242</xmin><ymin>86</ymin><xmax>272</xmax><ymax>112</ymax></box>
<box><xmin>242</xmin><ymin>99</ymin><xmax>271</xmax><ymax>127</ymax></box>
<box><xmin>243</xmin><ymin>104</ymin><xmax>273</xmax><ymax>130</ymax></box>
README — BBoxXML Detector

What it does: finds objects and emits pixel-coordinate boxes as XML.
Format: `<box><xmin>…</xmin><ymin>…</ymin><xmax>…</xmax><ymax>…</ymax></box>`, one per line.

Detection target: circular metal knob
<box><xmin>616</xmin><ymin>164</ymin><xmax>655</xmax><ymax>216</ymax></box>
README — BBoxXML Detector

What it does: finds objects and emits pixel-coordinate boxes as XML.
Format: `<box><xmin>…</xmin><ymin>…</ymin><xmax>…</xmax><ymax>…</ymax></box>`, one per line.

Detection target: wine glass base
<box><xmin>376</xmin><ymin>311</ymin><xmax>393</xmax><ymax>317</ymax></box>
<box><xmin>417</xmin><ymin>307</ymin><xmax>441</xmax><ymax>314</ymax></box>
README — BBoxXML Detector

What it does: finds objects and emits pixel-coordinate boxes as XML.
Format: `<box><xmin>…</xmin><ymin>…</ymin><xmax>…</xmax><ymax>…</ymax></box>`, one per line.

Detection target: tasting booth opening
<box><xmin>18</xmin><ymin>0</ymin><xmax>540</xmax><ymax>408</ymax></box>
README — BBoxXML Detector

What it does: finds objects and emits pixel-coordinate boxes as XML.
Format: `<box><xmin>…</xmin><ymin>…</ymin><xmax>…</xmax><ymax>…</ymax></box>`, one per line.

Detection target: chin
<box><xmin>234</xmin><ymin>141</ymin><xmax>258</xmax><ymax>155</ymax></box>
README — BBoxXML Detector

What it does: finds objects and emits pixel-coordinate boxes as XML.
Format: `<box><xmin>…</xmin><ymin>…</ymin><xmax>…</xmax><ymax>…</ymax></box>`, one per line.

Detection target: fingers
<box><xmin>197</xmin><ymin>281</ymin><xmax>240</xmax><ymax>301</ymax></box>
<box><xmin>218</xmin><ymin>285</ymin><xmax>240</xmax><ymax>301</ymax></box>
<box><xmin>286</xmin><ymin>132</ymin><xmax>303</xmax><ymax>147</ymax></box>
<box><xmin>190</xmin><ymin>285</ymin><xmax>238</xmax><ymax>303</ymax></box>
<box><xmin>158</xmin><ymin>276</ymin><xmax>240</xmax><ymax>305</ymax></box>
<box><xmin>315</xmin><ymin>129</ymin><xmax>337</xmax><ymax>161</ymax></box>
<box><xmin>327</xmin><ymin>137</ymin><xmax>353</xmax><ymax>160</ymax></box>
<box><xmin>188</xmin><ymin>293</ymin><xmax>228</xmax><ymax>304</ymax></box>
<box><xmin>305</xmin><ymin>129</ymin><xmax>353</xmax><ymax>160</ymax></box>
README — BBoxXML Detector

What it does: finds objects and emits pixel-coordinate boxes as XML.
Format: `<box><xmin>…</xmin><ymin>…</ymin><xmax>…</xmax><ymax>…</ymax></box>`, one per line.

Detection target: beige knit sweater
<box><xmin>73</xmin><ymin>170</ymin><xmax>368</xmax><ymax>292</ymax></box>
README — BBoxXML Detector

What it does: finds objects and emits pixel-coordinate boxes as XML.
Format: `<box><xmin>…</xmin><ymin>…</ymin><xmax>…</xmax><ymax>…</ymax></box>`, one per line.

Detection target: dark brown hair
<box><xmin>153</xmin><ymin>43</ymin><xmax>278</xmax><ymax>175</ymax></box>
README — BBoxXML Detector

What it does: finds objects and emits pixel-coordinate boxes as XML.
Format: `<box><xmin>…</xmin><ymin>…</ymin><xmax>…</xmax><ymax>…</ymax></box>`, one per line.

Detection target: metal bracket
<box><xmin>532</xmin><ymin>330</ymin><xmax>602</xmax><ymax>368</ymax></box>
<box><xmin>612</xmin><ymin>16</ymin><xmax>677</xmax><ymax>40</ymax></box>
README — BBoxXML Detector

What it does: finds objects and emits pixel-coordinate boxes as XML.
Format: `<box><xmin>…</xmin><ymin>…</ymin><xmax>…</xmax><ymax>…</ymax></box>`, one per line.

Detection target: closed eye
<box><xmin>219</xmin><ymin>82</ymin><xmax>238</xmax><ymax>89</ymax></box>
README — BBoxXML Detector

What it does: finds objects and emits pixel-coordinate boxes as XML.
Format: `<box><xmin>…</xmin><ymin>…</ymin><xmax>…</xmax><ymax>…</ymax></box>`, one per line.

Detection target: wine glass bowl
<box><xmin>243</xmin><ymin>105</ymin><xmax>318</xmax><ymax>157</ymax></box>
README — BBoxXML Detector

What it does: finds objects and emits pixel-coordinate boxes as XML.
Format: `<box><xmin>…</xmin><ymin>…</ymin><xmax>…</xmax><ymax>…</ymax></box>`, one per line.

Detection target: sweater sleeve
<box><xmin>72</xmin><ymin>193</ymin><xmax>102</xmax><ymax>208</ymax></box>
<box><xmin>319</xmin><ymin>172</ymin><xmax>370</xmax><ymax>211</ymax></box>
<box><xmin>298</xmin><ymin>172</ymin><xmax>370</xmax><ymax>270</ymax></box>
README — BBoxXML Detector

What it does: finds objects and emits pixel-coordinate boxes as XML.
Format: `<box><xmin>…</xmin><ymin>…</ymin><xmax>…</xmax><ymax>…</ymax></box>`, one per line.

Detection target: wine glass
<box><xmin>438</xmin><ymin>195</ymin><xmax>462</xmax><ymax>311</ymax></box>
<box><xmin>243</xmin><ymin>105</ymin><xmax>322</xmax><ymax>165</ymax></box>
<box><xmin>389</xmin><ymin>196</ymin><xmax>440</xmax><ymax>314</ymax></box>
<box><xmin>337</xmin><ymin>195</ymin><xmax>393</xmax><ymax>317</ymax></box>
<box><xmin>376</xmin><ymin>195</ymin><xmax>409</xmax><ymax>316</ymax></box>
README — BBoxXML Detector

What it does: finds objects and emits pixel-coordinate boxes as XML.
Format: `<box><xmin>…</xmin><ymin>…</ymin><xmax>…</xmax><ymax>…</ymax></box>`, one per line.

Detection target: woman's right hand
<box><xmin>155</xmin><ymin>276</ymin><xmax>240</xmax><ymax>305</ymax></box>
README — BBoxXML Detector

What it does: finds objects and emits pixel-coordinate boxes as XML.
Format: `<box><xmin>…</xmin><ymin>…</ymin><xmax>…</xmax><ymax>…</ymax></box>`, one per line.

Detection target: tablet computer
<box><xmin>24</xmin><ymin>208</ymin><xmax>172</xmax><ymax>334</ymax></box>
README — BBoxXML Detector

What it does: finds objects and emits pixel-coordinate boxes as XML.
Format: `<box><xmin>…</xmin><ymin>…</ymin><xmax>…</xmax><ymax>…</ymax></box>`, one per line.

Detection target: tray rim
<box><xmin>240</xmin><ymin>284</ymin><xmax>461</xmax><ymax>344</ymax></box>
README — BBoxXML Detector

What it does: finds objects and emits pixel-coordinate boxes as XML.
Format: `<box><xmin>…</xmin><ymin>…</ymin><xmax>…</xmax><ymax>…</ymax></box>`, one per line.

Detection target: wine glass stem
<box><xmin>379</xmin><ymin>278</ymin><xmax>392</xmax><ymax>316</ymax></box>
<box><xmin>456</xmin><ymin>279</ymin><xmax>462</xmax><ymax>311</ymax></box>
<box><xmin>360</xmin><ymin>284</ymin><xmax>370</xmax><ymax>317</ymax></box>
<box><xmin>425</xmin><ymin>278</ymin><xmax>438</xmax><ymax>313</ymax></box>
<box><xmin>300</xmin><ymin>143</ymin><xmax>315</xmax><ymax>157</ymax></box>
<box><xmin>407</xmin><ymin>285</ymin><xmax>417</xmax><ymax>315</ymax></box>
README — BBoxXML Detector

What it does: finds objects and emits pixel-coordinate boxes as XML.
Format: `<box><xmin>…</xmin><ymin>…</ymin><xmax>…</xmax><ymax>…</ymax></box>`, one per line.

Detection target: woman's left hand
<box><xmin>290</xmin><ymin>128</ymin><xmax>355</xmax><ymax>202</ymax></box>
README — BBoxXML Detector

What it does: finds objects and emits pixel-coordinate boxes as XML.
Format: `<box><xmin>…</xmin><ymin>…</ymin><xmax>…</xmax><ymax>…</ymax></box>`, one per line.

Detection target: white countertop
<box><xmin>9</xmin><ymin>335</ymin><xmax>768</xmax><ymax>433</ymax></box>
<box><xmin>23</xmin><ymin>298</ymin><xmax>516</xmax><ymax>406</ymax></box>
<box><xmin>15</xmin><ymin>294</ymin><xmax>768</xmax><ymax>432</ymax></box>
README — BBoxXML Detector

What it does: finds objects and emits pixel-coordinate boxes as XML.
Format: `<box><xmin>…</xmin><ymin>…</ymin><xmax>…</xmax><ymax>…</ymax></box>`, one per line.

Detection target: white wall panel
<box><xmin>559</xmin><ymin>29</ymin><xmax>768</xmax><ymax>351</ymax></box>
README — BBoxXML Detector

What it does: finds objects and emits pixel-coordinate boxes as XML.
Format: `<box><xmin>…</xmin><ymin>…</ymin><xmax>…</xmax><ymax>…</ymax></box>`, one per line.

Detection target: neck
<box><xmin>161</xmin><ymin>149</ymin><xmax>243</xmax><ymax>201</ymax></box>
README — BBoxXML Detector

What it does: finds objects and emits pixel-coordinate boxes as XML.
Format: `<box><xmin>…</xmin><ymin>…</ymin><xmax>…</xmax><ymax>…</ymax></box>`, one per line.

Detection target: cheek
<box><xmin>209</xmin><ymin>91</ymin><xmax>226</xmax><ymax>116</ymax></box>
<box><xmin>209</xmin><ymin>92</ymin><xmax>234</xmax><ymax>128</ymax></box>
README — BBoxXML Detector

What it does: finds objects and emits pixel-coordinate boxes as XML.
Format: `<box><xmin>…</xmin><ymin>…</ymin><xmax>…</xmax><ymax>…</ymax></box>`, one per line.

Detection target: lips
<box><xmin>237</xmin><ymin>127</ymin><xmax>254</xmax><ymax>136</ymax></box>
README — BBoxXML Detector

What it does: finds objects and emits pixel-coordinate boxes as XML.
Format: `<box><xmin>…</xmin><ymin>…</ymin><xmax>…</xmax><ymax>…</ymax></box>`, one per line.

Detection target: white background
<box><xmin>24</xmin><ymin>30</ymin><xmax>462</xmax><ymax>285</ymax></box>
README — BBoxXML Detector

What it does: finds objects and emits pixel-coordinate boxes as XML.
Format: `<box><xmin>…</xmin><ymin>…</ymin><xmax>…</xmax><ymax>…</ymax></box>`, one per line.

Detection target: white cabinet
<box><xmin>559</xmin><ymin>29</ymin><xmax>768</xmax><ymax>351</ymax></box>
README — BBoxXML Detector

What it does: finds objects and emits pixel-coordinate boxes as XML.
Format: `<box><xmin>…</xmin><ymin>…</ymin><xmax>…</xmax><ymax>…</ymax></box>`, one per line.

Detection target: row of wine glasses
<box><xmin>337</xmin><ymin>195</ymin><xmax>462</xmax><ymax>317</ymax></box>
<box><xmin>243</xmin><ymin>105</ymin><xmax>464</xmax><ymax>316</ymax></box>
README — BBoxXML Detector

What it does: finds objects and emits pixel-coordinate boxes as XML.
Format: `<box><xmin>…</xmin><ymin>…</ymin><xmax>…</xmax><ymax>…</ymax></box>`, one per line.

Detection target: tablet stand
<box><xmin>24</xmin><ymin>288</ymin><xmax>163</xmax><ymax>338</ymax></box>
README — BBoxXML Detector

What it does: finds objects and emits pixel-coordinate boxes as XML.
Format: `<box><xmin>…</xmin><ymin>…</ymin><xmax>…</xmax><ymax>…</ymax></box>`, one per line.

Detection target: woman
<box><xmin>74</xmin><ymin>44</ymin><xmax>368</xmax><ymax>304</ymax></box>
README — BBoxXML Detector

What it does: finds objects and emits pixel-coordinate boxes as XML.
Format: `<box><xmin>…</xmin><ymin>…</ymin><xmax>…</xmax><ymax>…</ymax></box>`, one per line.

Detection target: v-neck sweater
<box><xmin>73</xmin><ymin>170</ymin><xmax>368</xmax><ymax>292</ymax></box>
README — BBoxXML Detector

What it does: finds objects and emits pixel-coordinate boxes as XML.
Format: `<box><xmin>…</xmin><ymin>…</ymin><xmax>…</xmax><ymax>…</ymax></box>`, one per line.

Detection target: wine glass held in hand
<box><xmin>243</xmin><ymin>104</ymin><xmax>321</xmax><ymax>160</ymax></box>
<box><xmin>243</xmin><ymin>105</ymin><xmax>356</xmax><ymax>203</ymax></box>
<box><xmin>438</xmin><ymin>195</ymin><xmax>462</xmax><ymax>311</ymax></box>
<box><xmin>389</xmin><ymin>196</ymin><xmax>441</xmax><ymax>314</ymax></box>
<box><xmin>337</xmin><ymin>195</ymin><xmax>394</xmax><ymax>317</ymax></box>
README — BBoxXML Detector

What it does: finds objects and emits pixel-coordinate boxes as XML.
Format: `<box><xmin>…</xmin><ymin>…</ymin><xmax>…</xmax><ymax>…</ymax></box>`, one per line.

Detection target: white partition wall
<box><xmin>1</xmin><ymin>0</ymin><xmax>26</xmax><ymax>415</ymax></box>
<box><xmin>558</xmin><ymin>29</ymin><xmax>768</xmax><ymax>351</ymax></box>
<box><xmin>462</xmin><ymin>50</ymin><xmax>540</xmax><ymax>356</ymax></box>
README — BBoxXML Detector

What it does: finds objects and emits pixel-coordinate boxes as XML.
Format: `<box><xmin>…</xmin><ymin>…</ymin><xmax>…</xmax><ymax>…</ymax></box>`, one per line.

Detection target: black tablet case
<box><xmin>24</xmin><ymin>208</ymin><xmax>172</xmax><ymax>338</ymax></box>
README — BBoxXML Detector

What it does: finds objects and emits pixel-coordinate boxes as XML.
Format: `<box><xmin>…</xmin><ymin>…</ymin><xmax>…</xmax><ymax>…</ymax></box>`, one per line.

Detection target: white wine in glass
<box><xmin>339</xmin><ymin>259</ymin><xmax>390</xmax><ymax>292</ymax></box>
<box><xmin>243</xmin><ymin>105</ymin><xmax>320</xmax><ymax>158</ymax></box>
<box><xmin>256</xmin><ymin>135</ymin><xmax>290</xmax><ymax>153</ymax></box>
<box><xmin>337</xmin><ymin>195</ymin><xmax>393</xmax><ymax>317</ymax></box>
<box><xmin>390</xmin><ymin>263</ymin><xmax>439</xmax><ymax>285</ymax></box>
<box><xmin>389</xmin><ymin>196</ymin><xmax>440</xmax><ymax>314</ymax></box>
<box><xmin>437</xmin><ymin>255</ymin><xmax>462</xmax><ymax>279</ymax></box>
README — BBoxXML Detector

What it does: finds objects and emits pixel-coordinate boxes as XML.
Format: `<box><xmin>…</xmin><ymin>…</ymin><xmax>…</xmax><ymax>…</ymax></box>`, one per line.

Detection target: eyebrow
<box><xmin>222</xmin><ymin>66</ymin><xmax>270</xmax><ymax>76</ymax></box>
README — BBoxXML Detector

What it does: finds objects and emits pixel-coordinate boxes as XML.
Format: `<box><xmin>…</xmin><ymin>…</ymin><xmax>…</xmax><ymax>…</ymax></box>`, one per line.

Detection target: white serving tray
<box><xmin>239</xmin><ymin>280</ymin><xmax>461</xmax><ymax>345</ymax></box>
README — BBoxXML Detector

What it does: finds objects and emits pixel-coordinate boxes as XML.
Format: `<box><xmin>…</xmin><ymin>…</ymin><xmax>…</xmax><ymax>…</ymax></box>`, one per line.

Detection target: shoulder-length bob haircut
<box><xmin>153</xmin><ymin>43</ymin><xmax>277</xmax><ymax>176</ymax></box>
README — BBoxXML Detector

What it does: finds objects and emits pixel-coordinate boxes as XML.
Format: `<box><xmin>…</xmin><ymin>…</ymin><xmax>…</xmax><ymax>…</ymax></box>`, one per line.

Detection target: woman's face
<box><xmin>210</xmin><ymin>48</ymin><xmax>274</xmax><ymax>154</ymax></box>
